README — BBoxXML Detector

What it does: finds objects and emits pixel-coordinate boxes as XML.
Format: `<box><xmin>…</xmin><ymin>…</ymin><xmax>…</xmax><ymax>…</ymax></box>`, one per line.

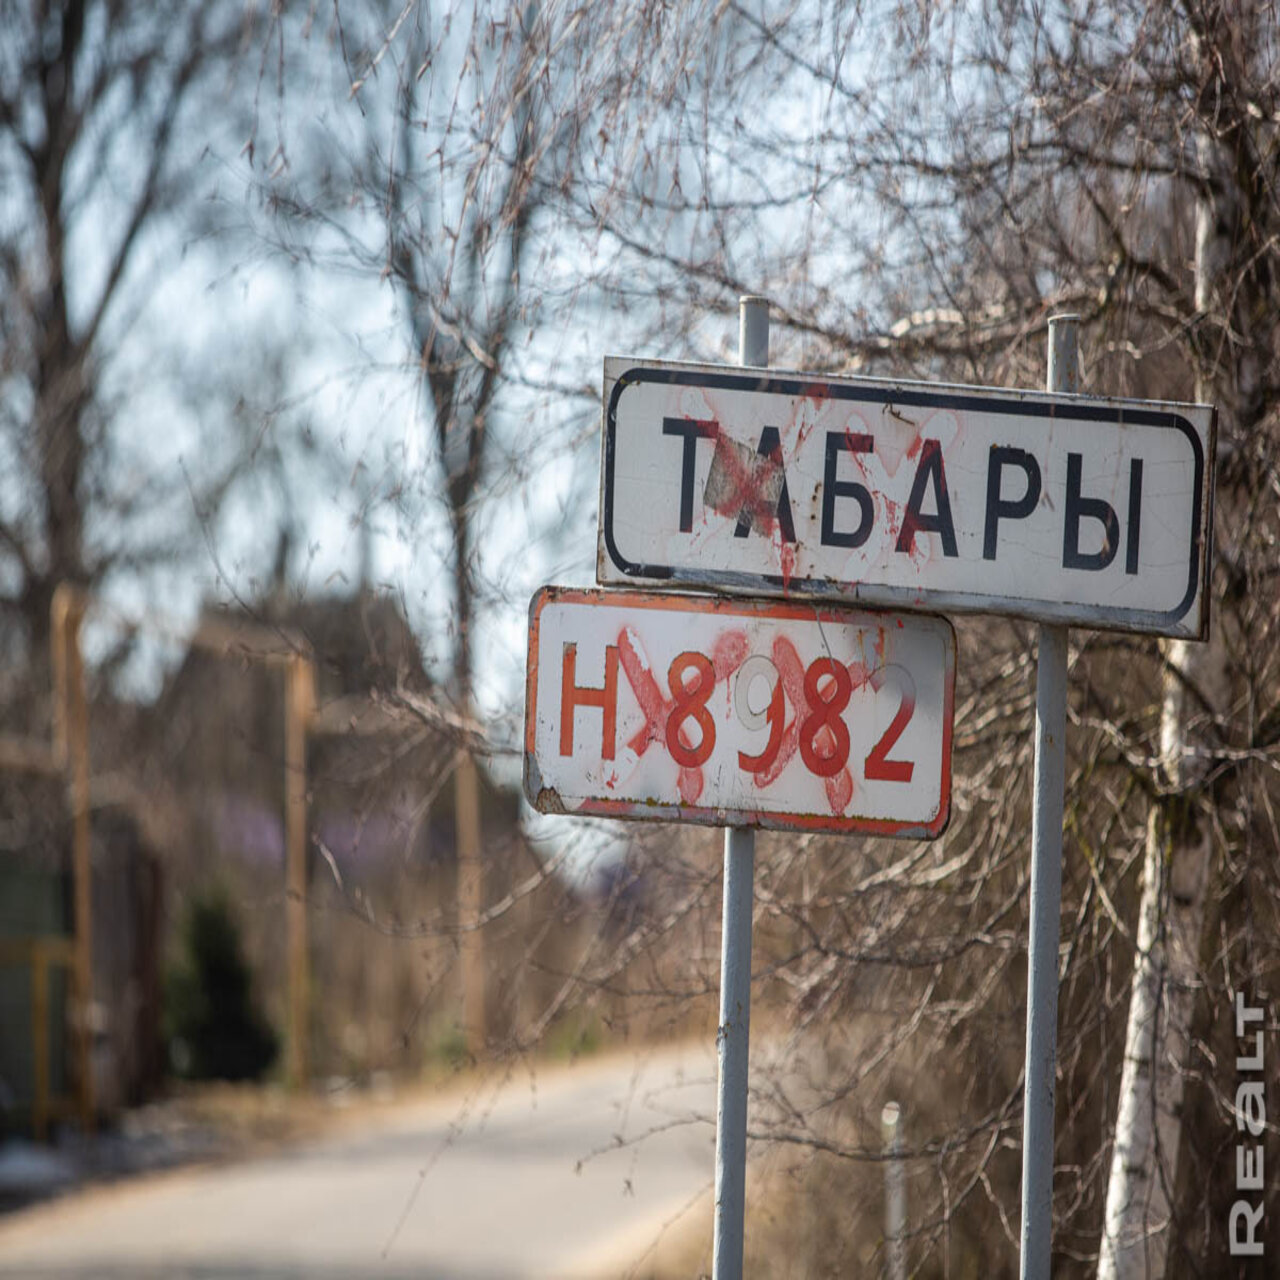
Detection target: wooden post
<box><xmin>455</xmin><ymin>744</ymin><xmax>484</xmax><ymax>1056</ymax></box>
<box><xmin>30</xmin><ymin>942</ymin><xmax>49</xmax><ymax>1142</ymax></box>
<box><xmin>50</xmin><ymin>592</ymin><xmax>69</xmax><ymax>768</ymax></box>
<box><xmin>52</xmin><ymin>585</ymin><xmax>94</xmax><ymax>1134</ymax></box>
<box><xmin>285</xmin><ymin>653</ymin><xmax>314</xmax><ymax>1090</ymax></box>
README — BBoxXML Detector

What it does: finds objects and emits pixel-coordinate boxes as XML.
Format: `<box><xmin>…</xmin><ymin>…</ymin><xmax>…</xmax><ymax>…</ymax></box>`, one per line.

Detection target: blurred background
<box><xmin>0</xmin><ymin>1</ymin><xmax>1278</xmax><ymax>1276</ymax></box>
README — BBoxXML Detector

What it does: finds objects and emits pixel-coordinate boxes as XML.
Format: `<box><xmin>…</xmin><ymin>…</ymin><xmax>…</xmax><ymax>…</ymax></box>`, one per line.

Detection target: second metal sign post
<box><xmin>716</xmin><ymin>297</ymin><xmax>766</xmax><ymax>1280</ymax></box>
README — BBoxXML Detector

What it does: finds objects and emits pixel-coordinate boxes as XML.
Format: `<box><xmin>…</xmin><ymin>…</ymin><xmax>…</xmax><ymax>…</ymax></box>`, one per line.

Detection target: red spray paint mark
<box><xmin>704</xmin><ymin>431</ymin><xmax>803</xmax><ymax>580</ymax></box>
<box><xmin>711</xmin><ymin>629</ymin><xmax>749</xmax><ymax>681</ymax></box>
<box><xmin>794</xmin><ymin>415</ymin><xmax>813</xmax><ymax>451</ymax></box>
<box><xmin>713</xmin><ymin>628</ymin><xmax>750</xmax><ymax>715</ymax></box>
<box><xmin>616</xmin><ymin>625</ymin><xmax>746</xmax><ymax>805</ymax></box>
<box><xmin>617</xmin><ymin>628</ymin><xmax>667</xmax><ymax>757</ymax></box>
<box><xmin>704</xmin><ymin>433</ymin><xmax>779</xmax><ymax>531</ymax></box>
<box><xmin>757</xmin><ymin>636</ymin><xmax>805</xmax><ymax>787</ymax></box>
<box><xmin>677</xmin><ymin>763</ymin><xmax>703</xmax><ymax>804</ymax></box>
<box><xmin>878</xmin><ymin>409</ymin><xmax>920</xmax><ymax>479</ymax></box>
<box><xmin>824</xmin><ymin>768</ymin><xmax>854</xmax><ymax>814</ymax></box>
<box><xmin>881</xmin><ymin>495</ymin><xmax>901</xmax><ymax>551</ymax></box>
<box><xmin>779</xmin><ymin>544</ymin><xmax>797</xmax><ymax>591</ymax></box>
<box><xmin>793</xmin><ymin>382</ymin><xmax>831</xmax><ymax>450</ymax></box>
<box><xmin>843</xmin><ymin>425</ymin><xmax>872</xmax><ymax>462</ymax></box>
<box><xmin>879</xmin><ymin>493</ymin><xmax>929</xmax><ymax>571</ymax></box>
<box><xmin>761</xmin><ymin>636</ymin><xmax>859</xmax><ymax>815</ymax></box>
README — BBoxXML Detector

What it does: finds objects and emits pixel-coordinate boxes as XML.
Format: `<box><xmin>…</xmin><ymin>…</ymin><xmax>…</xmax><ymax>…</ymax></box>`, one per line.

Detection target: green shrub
<box><xmin>164</xmin><ymin>888</ymin><xmax>278</xmax><ymax>1082</ymax></box>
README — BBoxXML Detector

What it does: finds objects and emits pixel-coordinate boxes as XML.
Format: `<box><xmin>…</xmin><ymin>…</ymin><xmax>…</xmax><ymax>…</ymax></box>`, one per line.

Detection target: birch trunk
<box><xmin>1097</xmin><ymin>140</ymin><xmax>1232</xmax><ymax>1280</ymax></box>
<box><xmin>1097</xmin><ymin>637</ymin><xmax>1226</xmax><ymax>1276</ymax></box>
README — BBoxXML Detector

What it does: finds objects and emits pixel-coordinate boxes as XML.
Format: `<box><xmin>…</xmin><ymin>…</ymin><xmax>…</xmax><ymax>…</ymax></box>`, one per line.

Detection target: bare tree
<box><xmin>250</xmin><ymin>0</ymin><xmax>612</xmax><ymax>1052</ymax></box>
<box><xmin>0</xmin><ymin>1</ymin><xmax>272</xmax><ymax>697</ymax></box>
<box><xmin>1096</xmin><ymin>9</ymin><xmax>1278</xmax><ymax>1274</ymax></box>
<box><xmin>384</xmin><ymin>2</ymin><xmax>545</xmax><ymax>1053</ymax></box>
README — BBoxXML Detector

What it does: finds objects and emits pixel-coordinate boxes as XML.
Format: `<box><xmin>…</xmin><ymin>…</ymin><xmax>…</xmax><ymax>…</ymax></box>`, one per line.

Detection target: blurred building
<box><xmin>0</xmin><ymin>768</ymin><xmax>162</xmax><ymax>1137</ymax></box>
<box><xmin>1</xmin><ymin>579</ymin><xmax>572</xmax><ymax>1138</ymax></box>
<box><xmin>137</xmin><ymin>584</ymin><xmax>543</xmax><ymax>1082</ymax></box>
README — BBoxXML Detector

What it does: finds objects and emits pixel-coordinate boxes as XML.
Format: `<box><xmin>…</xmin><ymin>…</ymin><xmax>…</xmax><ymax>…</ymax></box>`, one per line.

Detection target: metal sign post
<box><xmin>1019</xmin><ymin>315</ymin><xmax>1078</xmax><ymax>1279</ymax></box>
<box><xmin>882</xmin><ymin>1101</ymin><xmax>908</xmax><ymax>1280</ymax></box>
<box><xmin>713</xmin><ymin>295</ymin><xmax>768</xmax><ymax>1280</ymax></box>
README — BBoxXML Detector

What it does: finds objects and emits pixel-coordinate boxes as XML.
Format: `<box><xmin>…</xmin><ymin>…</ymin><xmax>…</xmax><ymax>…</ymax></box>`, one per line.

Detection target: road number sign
<box><xmin>598</xmin><ymin>359</ymin><xmax>1215</xmax><ymax>638</ymax></box>
<box><xmin>524</xmin><ymin>587</ymin><xmax>954</xmax><ymax>836</ymax></box>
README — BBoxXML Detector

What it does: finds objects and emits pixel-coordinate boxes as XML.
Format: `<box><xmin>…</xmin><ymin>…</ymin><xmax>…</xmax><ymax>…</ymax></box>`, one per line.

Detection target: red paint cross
<box><xmin>616</xmin><ymin>626</ymin><xmax>748</xmax><ymax>805</ymax></box>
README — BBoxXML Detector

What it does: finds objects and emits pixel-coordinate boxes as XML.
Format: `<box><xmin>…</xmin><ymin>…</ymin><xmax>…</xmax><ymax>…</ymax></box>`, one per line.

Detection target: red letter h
<box><xmin>560</xmin><ymin>644</ymin><xmax>619</xmax><ymax>759</ymax></box>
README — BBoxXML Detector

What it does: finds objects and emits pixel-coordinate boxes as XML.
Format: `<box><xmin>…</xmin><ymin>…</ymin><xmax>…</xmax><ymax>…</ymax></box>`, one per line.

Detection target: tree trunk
<box><xmin>450</xmin><ymin>496</ymin><xmax>485</xmax><ymax>1056</ymax></box>
<box><xmin>1097</xmin><ymin>638</ymin><xmax>1225</xmax><ymax>1276</ymax></box>
<box><xmin>1097</xmin><ymin>139</ymin><xmax>1232</xmax><ymax>1280</ymax></box>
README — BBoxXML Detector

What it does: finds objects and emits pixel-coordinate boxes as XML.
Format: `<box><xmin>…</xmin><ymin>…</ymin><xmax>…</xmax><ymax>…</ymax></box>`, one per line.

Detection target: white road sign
<box><xmin>524</xmin><ymin>587</ymin><xmax>955</xmax><ymax>837</ymax></box>
<box><xmin>598</xmin><ymin>358</ymin><xmax>1216</xmax><ymax>638</ymax></box>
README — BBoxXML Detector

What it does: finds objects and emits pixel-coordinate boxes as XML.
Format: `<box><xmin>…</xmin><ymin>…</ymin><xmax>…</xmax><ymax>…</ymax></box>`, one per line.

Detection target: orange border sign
<box><xmin>524</xmin><ymin>587</ymin><xmax>955</xmax><ymax>837</ymax></box>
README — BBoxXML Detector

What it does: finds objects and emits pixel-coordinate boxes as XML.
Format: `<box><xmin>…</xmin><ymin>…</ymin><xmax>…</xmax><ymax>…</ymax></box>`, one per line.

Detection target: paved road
<box><xmin>0</xmin><ymin>1044</ymin><xmax>717</xmax><ymax>1279</ymax></box>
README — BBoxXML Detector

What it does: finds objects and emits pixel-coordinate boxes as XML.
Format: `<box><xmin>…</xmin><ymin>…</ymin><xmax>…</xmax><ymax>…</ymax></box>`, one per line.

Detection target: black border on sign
<box><xmin>601</xmin><ymin>364</ymin><xmax>1210</xmax><ymax>637</ymax></box>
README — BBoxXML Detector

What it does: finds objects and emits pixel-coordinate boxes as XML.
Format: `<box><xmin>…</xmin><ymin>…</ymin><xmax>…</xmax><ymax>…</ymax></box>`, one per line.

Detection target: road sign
<box><xmin>598</xmin><ymin>358</ymin><xmax>1215</xmax><ymax>638</ymax></box>
<box><xmin>524</xmin><ymin>587</ymin><xmax>955</xmax><ymax>837</ymax></box>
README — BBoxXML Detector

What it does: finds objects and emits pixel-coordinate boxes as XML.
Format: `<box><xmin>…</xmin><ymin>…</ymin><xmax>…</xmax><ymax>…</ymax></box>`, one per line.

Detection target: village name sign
<box><xmin>597</xmin><ymin>358</ymin><xmax>1215</xmax><ymax>640</ymax></box>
